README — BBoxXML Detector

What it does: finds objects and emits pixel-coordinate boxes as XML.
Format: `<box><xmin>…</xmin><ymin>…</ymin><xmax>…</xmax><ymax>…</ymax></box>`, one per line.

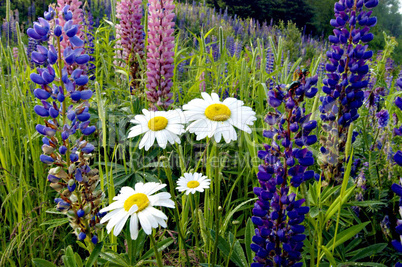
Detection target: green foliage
<box><xmin>1</xmin><ymin>2</ymin><xmax>402</xmax><ymax>266</ymax></box>
<box><xmin>273</xmin><ymin>20</ymin><xmax>302</xmax><ymax>62</ymax></box>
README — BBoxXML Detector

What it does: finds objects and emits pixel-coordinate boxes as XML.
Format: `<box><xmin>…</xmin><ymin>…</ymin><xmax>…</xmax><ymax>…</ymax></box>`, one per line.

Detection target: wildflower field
<box><xmin>1</xmin><ymin>0</ymin><xmax>402</xmax><ymax>266</ymax></box>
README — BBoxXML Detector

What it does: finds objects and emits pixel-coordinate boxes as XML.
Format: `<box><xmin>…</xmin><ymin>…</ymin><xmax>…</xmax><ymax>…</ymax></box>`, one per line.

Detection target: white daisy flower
<box><xmin>183</xmin><ymin>92</ymin><xmax>256</xmax><ymax>143</ymax></box>
<box><xmin>176</xmin><ymin>173</ymin><xmax>211</xmax><ymax>195</ymax></box>
<box><xmin>127</xmin><ymin>109</ymin><xmax>186</xmax><ymax>151</ymax></box>
<box><xmin>99</xmin><ymin>182</ymin><xmax>174</xmax><ymax>240</ymax></box>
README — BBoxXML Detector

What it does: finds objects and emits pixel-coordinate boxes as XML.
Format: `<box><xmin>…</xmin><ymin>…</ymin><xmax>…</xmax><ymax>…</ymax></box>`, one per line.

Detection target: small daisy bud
<box><xmin>218</xmin><ymin>206</ymin><xmax>223</xmax><ymax>211</ymax></box>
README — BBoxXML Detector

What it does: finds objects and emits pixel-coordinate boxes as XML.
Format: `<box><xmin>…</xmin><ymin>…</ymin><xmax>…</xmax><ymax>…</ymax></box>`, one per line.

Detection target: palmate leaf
<box><xmin>221</xmin><ymin>198</ymin><xmax>256</xmax><ymax>234</ymax></box>
<box><xmin>62</xmin><ymin>246</ymin><xmax>76</xmax><ymax>267</ymax></box>
<box><xmin>346</xmin><ymin>200</ymin><xmax>385</xmax><ymax>207</ymax></box>
<box><xmin>85</xmin><ymin>242</ymin><xmax>103</xmax><ymax>267</ymax></box>
<box><xmin>32</xmin><ymin>259</ymin><xmax>57</xmax><ymax>267</ymax></box>
<box><xmin>245</xmin><ymin>218</ymin><xmax>254</xmax><ymax>265</ymax></box>
<box><xmin>125</xmin><ymin>228</ymin><xmax>147</xmax><ymax>264</ymax></box>
<box><xmin>346</xmin><ymin>243</ymin><xmax>388</xmax><ymax>262</ymax></box>
<box><xmin>321</xmin><ymin>245</ymin><xmax>337</xmax><ymax>266</ymax></box>
<box><xmin>210</xmin><ymin>230</ymin><xmax>246</xmax><ymax>267</ymax></box>
<box><xmin>140</xmin><ymin>237</ymin><xmax>173</xmax><ymax>261</ymax></box>
<box><xmin>323</xmin><ymin>222</ymin><xmax>370</xmax><ymax>253</ymax></box>
<box><xmin>39</xmin><ymin>218</ymin><xmax>69</xmax><ymax>230</ymax></box>
<box><xmin>228</xmin><ymin>232</ymin><xmax>248</xmax><ymax>267</ymax></box>
<box><xmin>337</xmin><ymin>263</ymin><xmax>387</xmax><ymax>267</ymax></box>
<box><xmin>100</xmin><ymin>250</ymin><xmax>130</xmax><ymax>266</ymax></box>
<box><xmin>324</xmin><ymin>186</ymin><xmax>356</xmax><ymax>222</ymax></box>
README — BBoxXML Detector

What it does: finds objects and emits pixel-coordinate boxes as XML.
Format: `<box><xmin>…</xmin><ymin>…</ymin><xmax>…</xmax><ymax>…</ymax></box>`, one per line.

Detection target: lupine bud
<box><xmin>91</xmin><ymin>235</ymin><xmax>98</xmax><ymax>244</ymax></box>
<box><xmin>78</xmin><ymin>232</ymin><xmax>86</xmax><ymax>240</ymax></box>
<box><xmin>77</xmin><ymin>209</ymin><xmax>85</xmax><ymax>218</ymax></box>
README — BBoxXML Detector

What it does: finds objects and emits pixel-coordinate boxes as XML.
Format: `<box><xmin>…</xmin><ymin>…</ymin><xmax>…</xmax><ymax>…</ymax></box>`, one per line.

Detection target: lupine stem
<box><xmin>56</xmin><ymin>34</ymin><xmax>70</xmax><ymax>167</ymax></box>
<box><xmin>332</xmin><ymin>124</ymin><xmax>354</xmax><ymax>254</ymax></box>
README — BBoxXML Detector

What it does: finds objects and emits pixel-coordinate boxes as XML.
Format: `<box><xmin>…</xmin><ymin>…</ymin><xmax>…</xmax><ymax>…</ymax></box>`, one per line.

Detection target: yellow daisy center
<box><xmin>205</xmin><ymin>104</ymin><xmax>231</xmax><ymax>121</ymax></box>
<box><xmin>148</xmin><ymin>116</ymin><xmax>168</xmax><ymax>131</ymax></box>
<box><xmin>124</xmin><ymin>193</ymin><xmax>150</xmax><ymax>212</ymax></box>
<box><xmin>187</xmin><ymin>180</ymin><xmax>200</xmax><ymax>189</ymax></box>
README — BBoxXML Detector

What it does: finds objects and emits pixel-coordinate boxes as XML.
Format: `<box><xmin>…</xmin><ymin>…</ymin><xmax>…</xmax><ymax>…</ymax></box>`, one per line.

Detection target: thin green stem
<box><xmin>191</xmin><ymin>193</ymin><xmax>202</xmax><ymax>262</ymax></box>
<box><xmin>150</xmin><ymin>232</ymin><xmax>163</xmax><ymax>267</ymax></box>
<box><xmin>211</xmin><ymin>141</ymin><xmax>220</xmax><ymax>266</ymax></box>
<box><xmin>163</xmin><ymin>154</ymin><xmax>191</xmax><ymax>266</ymax></box>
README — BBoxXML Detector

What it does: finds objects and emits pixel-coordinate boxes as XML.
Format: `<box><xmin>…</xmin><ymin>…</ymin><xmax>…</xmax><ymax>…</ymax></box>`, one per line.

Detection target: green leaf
<box><xmin>126</xmin><ymin>228</ymin><xmax>146</xmax><ymax>264</ymax></box>
<box><xmin>74</xmin><ymin>253</ymin><xmax>83</xmax><ymax>267</ymax></box>
<box><xmin>210</xmin><ymin>230</ymin><xmax>245</xmax><ymax>267</ymax></box>
<box><xmin>85</xmin><ymin>242</ymin><xmax>103</xmax><ymax>267</ymax></box>
<box><xmin>346</xmin><ymin>200</ymin><xmax>385</xmax><ymax>207</ymax></box>
<box><xmin>245</xmin><ymin>218</ymin><xmax>254</xmax><ymax>264</ymax></box>
<box><xmin>100</xmin><ymin>250</ymin><xmax>130</xmax><ymax>266</ymax></box>
<box><xmin>324</xmin><ymin>186</ymin><xmax>356</xmax><ymax>222</ymax></box>
<box><xmin>198</xmin><ymin>209</ymin><xmax>209</xmax><ymax>245</ymax></box>
<box><xmin>140</xmin><ymin>237</ymin><xmax>173</xmax><ymax>260</ymax></box>
<box><xmin>40</xmin><ymin>218</ymin><xmax>69</xmax><ymax>230</ymax></box>
<box><xmin>337</xmin><ymin>263</ymin><xmax>387</xmax><ymax>267</ymax></box>
<box><xmin>32</xmin><ymin>259</ymin><xmax>57</xmax><ymax>267</ymax></box>
<box><xmin>347</xmin><ymin>243</ymin><xmax>388</xmax><ymax>261</ymax></box>
<box><xmin>62</xmin><ymin>246</ymin><xmax>77</xmax><ymax>267</ymax></box>
<box><xmin>221</xmin><ymin>198</ymin><xmax>256</xmax><ymax>233</ymax></box>
<box><xmin>321</xmin><ymin>245</ymin><xmax>337</xmax><ymax>266</ymax></box>
<box><xmin>309</xmin><ymin>207</ymin><xmax>320</xmax><ymax>218</ymax></box>
<box><xmin>325</xmin><ymin>222</ymin><xmax>370</xmax><ymax>250</ymax></box>
<box><xmin>231</xmin><ymin>238</ymin><xmax>247</xmax><ymax>267</ymax></box>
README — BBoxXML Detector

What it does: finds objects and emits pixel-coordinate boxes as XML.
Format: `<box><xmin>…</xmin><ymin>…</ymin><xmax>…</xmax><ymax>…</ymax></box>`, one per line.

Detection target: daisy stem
<box><xmin>176</xmin><ymin>144</ymin><xmax>186</xmax><ymax>174</ymax></box>
<box><xmin>191</xmin><ymin>193</ymin><xmax>202</xmax><ymax>262</ymax></box>
<box><xmin>150</xmin><ymin>232</ymin><xmax>163</xmax><ymax>267</ymax></box>
<box><xmin>163</xmin><ymin>154</ymin><xmax>191</xmax><ymax>266</ymax></box>
<box><xmin>211</xmin><ymin>140</ymin><xmax>220</xmax><ymax>266</ymax></box>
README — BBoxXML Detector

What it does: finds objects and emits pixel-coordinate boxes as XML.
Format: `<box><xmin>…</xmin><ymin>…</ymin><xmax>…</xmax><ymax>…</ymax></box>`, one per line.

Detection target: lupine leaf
<box><xmin>347</xmin><ymin>243</ymin><xmax>388</xmax><ymax>261</ymax></box>
<box><xmin>324</xmin><ymin>222</ymin><xmax>370</xmax><ymax>251</ymax></box>
<box><xmin>245</xmin><ymin>218</ymin><xmax>254</xmax><ymax>264</ymax></box>
<box><xmin>210</xmin><ymin>230</ymin><xmax>246</xmax><ymax>267</ymax></box>
<box><xmin>74</xmin><ymin>252</ymin><xmax>83</xmax><ymax>267</ymax></box>
<box><xmin>324</xmin><ymin>186</ymin><xmax>355</xmax><ymax>222</ymax></box>
<box><xmin>337</xmin><ymin>263</ymin><xmax>387</xmax><ymax>267</ymax></box>
<box><xmin>32</xmin><ymin>259</ymin><xmax>57</xmax><ymax>267</ymax></box>
<box><xmin>39</xmin><ymin>218</ymin><xmax>69</xmax><ymax>230</ymax></box>
<box><xmin>321</xmin><ymin>245</ymin><xmax>337</xmax><ymax>266</ymax></box>
<box><xmin>140</xmin><ymin>237</ymin><xmax>173</xmax><ymax>260</ymax></box>
<box><xmin>85</xmin><ymin>242</ymin><xmax>103</xmax><ymax>267</ymax></box>
<box><xmin>62</xmin><ymin>246</ymin><xmax>76</xmax><ymax>267</ymax></box>
<box><xmin>100</xmin><ymin>250</ymin><xmax>130</xmax><ymax>266</ymax></box>
<box><xmin>221</xmin><ymin>198</ymin><xmax>256</xmax><ymax>233</ymax></box>
<box><xmin>228</xmin><ymin>232</ymin><xmax>247</xmax><ymax>267</ymax></box>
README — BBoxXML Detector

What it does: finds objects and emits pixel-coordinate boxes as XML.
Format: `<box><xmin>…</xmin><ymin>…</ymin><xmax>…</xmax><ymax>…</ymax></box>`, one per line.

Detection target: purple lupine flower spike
<box><xmin>391</xmin><ymin>97</ymin><xmax>402</xmax><ymax>264</ymax></box>
<box><xmin>146</xmin><ymin>0</ymin><xmax>175</xmax><ymax>110</ymax></box>
<box><xmin>115</xmin><ymin>0</ymin><xmax>144</xmax><ymax>95</ymax></box>
<box><xmin>29</xmin><ymin>5</ymin><xmax>103</xmax><ymax>244</ymax></box>
<box><xmin>319</xmin><ymin>0</ymin><xmax>378</xmax><ymax>183</ymax></box>
<box><xmin>251</xmin><ymin>71</ymin><xmax>318</xmax><ymax>266</ymax></box>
